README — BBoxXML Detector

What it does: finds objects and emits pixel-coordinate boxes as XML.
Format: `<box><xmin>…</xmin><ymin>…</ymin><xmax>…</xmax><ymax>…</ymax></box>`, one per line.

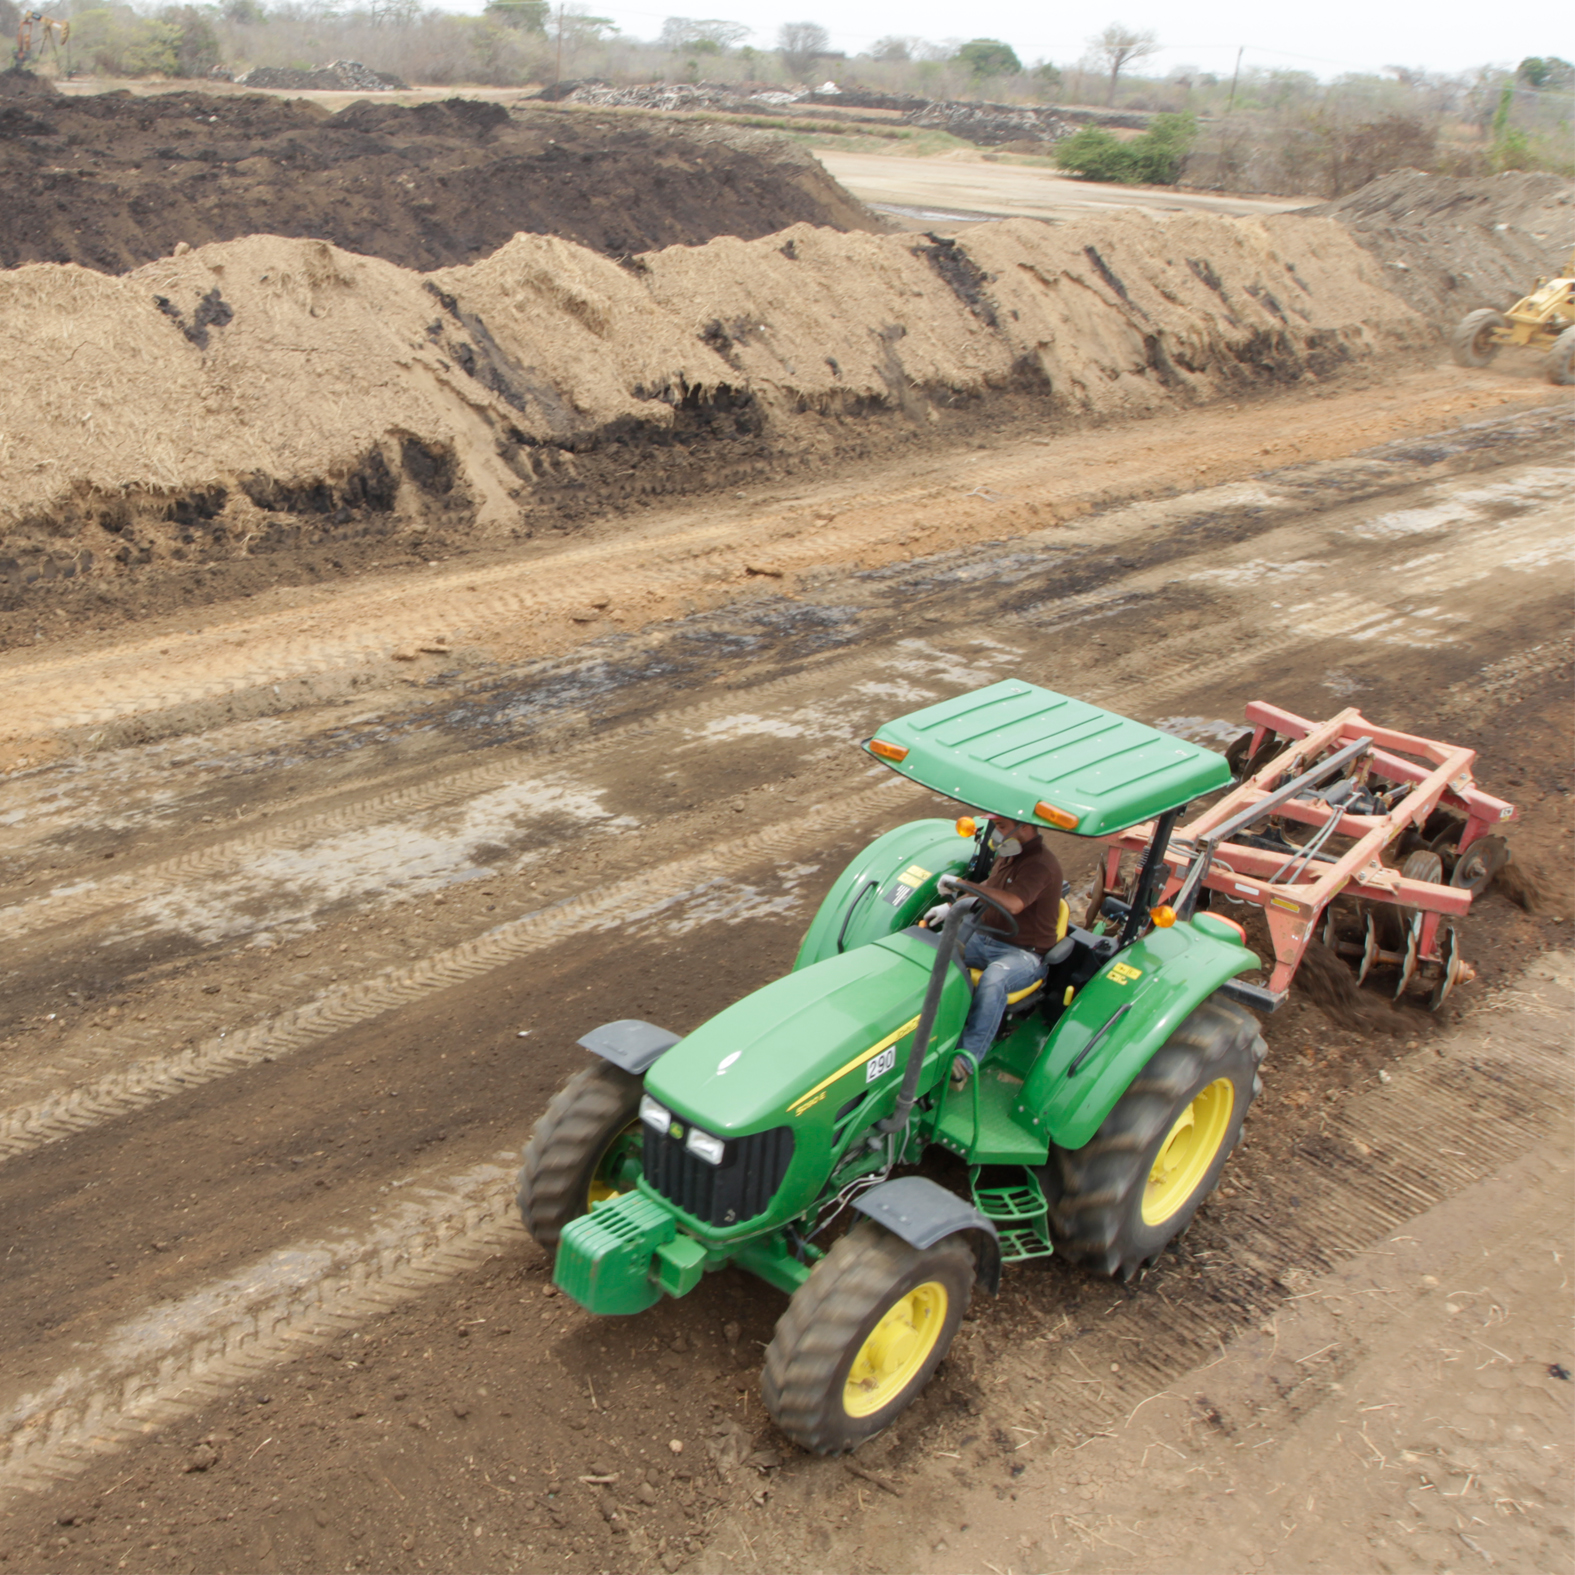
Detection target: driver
<box><xmin>927</xmin><ymin>815</ymin><xmax>1064</xmax><ymax>1086</ymax></box>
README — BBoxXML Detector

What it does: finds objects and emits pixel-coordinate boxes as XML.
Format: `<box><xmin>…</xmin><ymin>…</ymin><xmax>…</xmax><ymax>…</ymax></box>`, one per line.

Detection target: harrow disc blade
<box><xmin>1393</xmin><ymin>914</ymin><xmax>1422</xmax><ymax>1000</ymax></box>
<box><xmin>1451</xmin><ymin>836</ymin><xmax>1509</xmax><ymax>897</ymax></box>
<box><xmin>1356</xmin><ymin>912</ymin><xmax>1380</xmax><ymax>985</ymax></box>
<box><xmin>1428</xmin><ymin>923</ymin><xmax>1466</xmax><ymax>1012</ymax></box>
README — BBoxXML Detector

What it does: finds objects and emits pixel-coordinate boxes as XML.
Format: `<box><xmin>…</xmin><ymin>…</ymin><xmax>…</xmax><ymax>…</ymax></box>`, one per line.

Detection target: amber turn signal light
<box><xmin>1150</xmin><ymin>905</ymin><xmax>1177</xmax><ymax>928</ymax></box>
<box><xmin>955</xmin><ymin>816</ymin><xmax>977</xmax><ymax>836</ymax></box>
<box><xmin>1033</xmin><ymin>800</ymin><xmax>1080</xmax><ymax>831</ymax></box>
<box><xmin>869</xmin><ymin>739</ymin><xmax>909</xmax><ymax>763</ymax></box>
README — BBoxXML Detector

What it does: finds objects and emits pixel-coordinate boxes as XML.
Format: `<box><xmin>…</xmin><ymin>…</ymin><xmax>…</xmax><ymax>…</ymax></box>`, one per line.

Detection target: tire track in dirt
<box><xmin>0</xmin><ymin>1156</ymin><xmax>526</xmax><ymax>1500</ymax></box>
<box><xmin>0</xmin><ymin>618</ymin><xmax>1318</xmax><ymax>1127</ymax></box>
<box><xmin>953</xmin><ymin>964</ymin><xmax>1573</xmax><ymax>1456</ymax></box>
<box><xmin>4</xmin><ymin>398</ymin><xmax>1565</xmax><ymax>758</ymax></box>
<box><xmin>0</xmin><ymin>580</ymin><xmax>1308</xmax><ymax>951</ymax></box>
<box><xmin>0</xmin><ymin>781</ymin><xmax>910</xmax><ymax>1164</ymax></box>
<box><xmin>1</xmin><ymin>962</ymin><xmax>1564</xmax><ymax>1509</ymax></box>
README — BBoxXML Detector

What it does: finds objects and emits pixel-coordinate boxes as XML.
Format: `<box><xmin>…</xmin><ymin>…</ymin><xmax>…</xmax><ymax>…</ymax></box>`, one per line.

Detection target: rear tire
<box><xmin>1450</xmin><ymin>309</ymin><xmax>1508</xmax><ymax>368</ymax></box>
<box><xmin>763</xmin><ymin>1221</ymin><xmax>973</xmax><ymax>1454</ymax></box>
<box><xmin>1546</xmin><ymin>325</ymin><xmax>1575</xmax><ymax>386</ymax></box>
<box><xmin>516</xmin><ymin>1060</ymin><xmax>644</xmax><ymax>1251</ymax></box>
<box><xmin>1041</xmin><ymin>996</ymin><xmax>1264</xmax><ymax>1280</ymax></box>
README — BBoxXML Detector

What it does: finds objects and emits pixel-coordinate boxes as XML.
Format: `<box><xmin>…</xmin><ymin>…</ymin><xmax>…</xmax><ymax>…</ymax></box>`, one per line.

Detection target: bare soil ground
<box><xmin>813</xmin><ymin>148</ymin><xmax>1311</xmax><ymax>227</ymax></box>
<box><xmin>0</xmin><ymin>75</ymin><xmax>872</xmax><ymax>274</ymax></box>
<box><xmin>0</xmin><ymin>368</ymin><xmax>1570</xmax><ymax>1574</ymax></box>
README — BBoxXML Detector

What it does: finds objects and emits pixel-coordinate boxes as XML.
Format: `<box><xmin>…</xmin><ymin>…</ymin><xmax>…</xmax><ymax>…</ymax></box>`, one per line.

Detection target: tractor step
<box><xmin>970</xmin><ymin>1166</ymin><xmax>1054</xmax><ymax>1263</ymax></box>
<box><xmin>934</xmin><ymin>1066</ymin><xmax>1047</xmax><ymax>1164</ymax></box>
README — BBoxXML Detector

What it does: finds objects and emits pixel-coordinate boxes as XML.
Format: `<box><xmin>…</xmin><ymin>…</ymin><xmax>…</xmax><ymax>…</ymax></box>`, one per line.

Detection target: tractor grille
<box><xmin>642</xmin><ymin>1123</ymin><xmax>794</xmax><ymax>1229</ymax></box>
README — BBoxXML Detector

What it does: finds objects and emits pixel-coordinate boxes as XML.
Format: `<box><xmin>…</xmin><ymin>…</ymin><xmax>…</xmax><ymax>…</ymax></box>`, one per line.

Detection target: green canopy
<box><xmin>864</xmin><ymin>681</ymin><xmax>1231</xmax><ymax>837</ymax></box>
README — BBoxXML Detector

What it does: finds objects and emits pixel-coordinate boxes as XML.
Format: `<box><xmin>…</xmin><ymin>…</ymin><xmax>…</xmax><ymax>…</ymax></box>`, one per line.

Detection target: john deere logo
<box><xmin>670</xmin><ymin>1122</ymin><xmax>685</xmax><ymax>1140</ymax></box>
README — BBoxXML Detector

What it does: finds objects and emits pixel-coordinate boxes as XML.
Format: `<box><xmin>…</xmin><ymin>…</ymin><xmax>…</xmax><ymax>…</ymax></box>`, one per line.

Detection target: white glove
<box><xmin>922</xmin><ymin>902</ymin><xmax>953</xmax><ymax>928</ymax></box>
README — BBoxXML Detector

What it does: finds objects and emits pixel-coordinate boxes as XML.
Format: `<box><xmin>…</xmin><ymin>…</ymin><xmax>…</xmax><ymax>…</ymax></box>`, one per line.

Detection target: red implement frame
<box><xmin>1098</xmin><ymin>702</ymin><xmax>1518</xmax><ymax>996</ymax></box>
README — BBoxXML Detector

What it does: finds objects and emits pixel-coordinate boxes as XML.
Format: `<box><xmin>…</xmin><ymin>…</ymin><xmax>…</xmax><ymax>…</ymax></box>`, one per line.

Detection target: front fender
<box><xmin>1015</xmin><ymin>919</ymin><xmax>1259</xmax><ymax>1152</ymax></box>
<box><xmin>794</xmin><ymin>818</ymin><xmax>977</xmax><ymax>970</ymax></box>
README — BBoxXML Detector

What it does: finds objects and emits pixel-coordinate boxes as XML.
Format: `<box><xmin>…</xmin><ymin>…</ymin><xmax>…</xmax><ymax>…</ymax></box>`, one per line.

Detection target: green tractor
<box><xmin>516</xmin><ymin>681</ymin><xmax>1272</xmax><ymax>1453</ymax></box>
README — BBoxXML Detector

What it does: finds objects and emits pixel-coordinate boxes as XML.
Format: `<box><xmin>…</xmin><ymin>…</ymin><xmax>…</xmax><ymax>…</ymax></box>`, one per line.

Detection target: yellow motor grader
<box><xmin>1451</xmin><ymin>249</ymin><xmax>1575</xmax><ymax>385</ymax></box>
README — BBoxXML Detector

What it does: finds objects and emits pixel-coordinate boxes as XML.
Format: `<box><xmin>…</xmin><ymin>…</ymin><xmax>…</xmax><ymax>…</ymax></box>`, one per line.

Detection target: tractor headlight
<box><xmin>684</xmin><ymin>1126</ymin><xmax>726</xmax><ymax>1166</ymax></box>
<box><xmin>639</xmin><ymin>1094</ymin><xmax>671</xmax><ymax>1135</ymax></box>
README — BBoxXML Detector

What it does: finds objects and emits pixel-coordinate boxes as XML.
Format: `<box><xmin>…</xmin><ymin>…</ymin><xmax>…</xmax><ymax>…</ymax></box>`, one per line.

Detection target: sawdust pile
<box><xmin>1304</xmin><ymin>170</ymin><xmax>1575</xmax><ymax>323</ymax></box>
<box><xmin>1</xmin><ymin>209</ymin><xmax>1426</xmax><ymax>595</ymax></box>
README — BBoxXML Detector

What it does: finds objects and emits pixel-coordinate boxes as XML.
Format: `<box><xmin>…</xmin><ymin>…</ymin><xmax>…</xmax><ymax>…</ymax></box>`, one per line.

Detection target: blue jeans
<box><xmin>957</xmin><ymin>932</ymin><xmax>1045</xmax><ymax>1065</ymax></box>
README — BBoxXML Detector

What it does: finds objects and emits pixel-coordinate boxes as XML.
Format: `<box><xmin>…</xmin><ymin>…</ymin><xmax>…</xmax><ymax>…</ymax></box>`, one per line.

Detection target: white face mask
<box><xmin>996</xmin><ymin>837</ymin><xmax>1023</xmax><ymax>857</ymax></box>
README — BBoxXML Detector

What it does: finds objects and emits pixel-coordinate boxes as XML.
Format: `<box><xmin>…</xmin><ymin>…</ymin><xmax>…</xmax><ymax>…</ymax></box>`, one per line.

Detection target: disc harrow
<box><xmin>1098</xmin><ymin>702</ymin><xmax>1518</xmax><ymax>1011</ymax></box>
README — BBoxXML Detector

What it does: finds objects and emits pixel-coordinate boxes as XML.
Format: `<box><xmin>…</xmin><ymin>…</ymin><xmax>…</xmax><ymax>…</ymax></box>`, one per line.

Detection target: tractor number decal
<box><xmin>884</xmin><ymin>864</ymin><xmax>932</xmax><ymax>908</ymax></box>
<box><xmin>788</xmin><ymin>1015</ymin><xmax>922</xmax><ymax>1116</ymax></box>
<box><xmin>866</xmin><ymin>1046</ymin><xmax>898</xmax><ymax>1082</ymax></box>
<box><xmin>1107</xmin><ymin>961</ymin><xmax>1143</xmax><ymax>985</ymax></box>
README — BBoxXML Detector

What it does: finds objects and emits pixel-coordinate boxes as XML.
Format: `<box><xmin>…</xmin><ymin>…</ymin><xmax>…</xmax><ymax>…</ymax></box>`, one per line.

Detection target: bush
<box><xmin>1055</xmin><ymin>111</ymin><xmax>1195</xmax><ymax>185</ymax></box>
<box><xmin>954</xmin><ymin>38</ymin><xmax>1021</xmax><ymax>78</ymax></box>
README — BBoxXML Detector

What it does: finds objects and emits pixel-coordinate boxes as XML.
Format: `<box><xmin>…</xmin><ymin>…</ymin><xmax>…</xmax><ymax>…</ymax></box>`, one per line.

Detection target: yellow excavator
<box><xmin>1451</xmin><ymin>249</ymin><xmax>1575</xmax><ymax>385</ymax></box>
<box><xmin>12</xmin><ymin>11</ymin><xmax>70</xmax><ymax>71</ymax></box>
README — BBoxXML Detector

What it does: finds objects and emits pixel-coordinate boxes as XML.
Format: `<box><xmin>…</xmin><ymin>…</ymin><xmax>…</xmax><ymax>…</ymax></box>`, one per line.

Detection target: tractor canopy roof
<box><xmin>864</xmin><ymin>680</ymin><xmax>1231</xmax><ymax>837</ymax></box>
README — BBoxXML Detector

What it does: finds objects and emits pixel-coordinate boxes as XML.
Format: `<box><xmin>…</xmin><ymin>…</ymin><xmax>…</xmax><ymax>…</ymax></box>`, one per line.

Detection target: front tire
<box><xmin>1450</xmin><ymin>308</ymin><xmax>1508</xmax><ymax>368</ymax></box>
<box><xmin>763</xmin><ymin>1221</ymin><xmax>973</xmax><ymax>1454</ymax></box>
<box><xmin>1042</xmin><ymin>996</ymin><xmax>1264</xmax><ymax>1280</ymax></box>
<box><xmin>516</xmin><ymin>1060</ymin><xmax>644</xmax><ymax>1251</ymax></box>
<box><xmin>1546</xmin><ymin>325</ymin><xmax>1575</xmax><ymax>386</ymax></box>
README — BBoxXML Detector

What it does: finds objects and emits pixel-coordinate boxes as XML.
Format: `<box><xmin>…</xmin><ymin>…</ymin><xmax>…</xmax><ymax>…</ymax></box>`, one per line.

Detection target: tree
<box><xmin>1517</xmin><ymin>56</ymin><xmax>1574</xmax><ymax>89</ymax></box>
<box><xmin>777</xmin><ymin>21</ymin><xmax>829</xmax><ymax>80</ymax></box>
<box><xmin>556</xmin><ymin>5</ymin><xmax>618</xmax><ymax>50</ymax></box>
<box><xmin>870</xmin><ymin>35</ymin><xmax>915</xmax><ymax>62</ymax></box>
<box><xmin>954</xmin><ymin>38</ymin><xmax>1021</xmax><ymax>78</ymax></box>
<box><xmin>156</xmin><ymin>5</ymin><xmax>220</xmax><ymax>74</ymax></box>
<box><xmin>1088</xmin><ymin>22</ymin><xmax>1158</xmax><ymax>106</ymax></box>
<box><xmin>486</xmin><ymin>0</ymin><xmax>549</xmax><ymax>31</ymax></box>
<box><xmin>659</xmin><ymin>18</ymin><xmax>751</xmax><ymax>53</ymax></box>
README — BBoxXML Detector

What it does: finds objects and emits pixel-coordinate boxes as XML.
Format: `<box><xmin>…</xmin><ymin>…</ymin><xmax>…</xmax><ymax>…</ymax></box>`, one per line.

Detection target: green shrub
<box><xmin>1055</xmin><ymin>112</ymin><xmax>1196</xmax><ymax>185</ymax></box>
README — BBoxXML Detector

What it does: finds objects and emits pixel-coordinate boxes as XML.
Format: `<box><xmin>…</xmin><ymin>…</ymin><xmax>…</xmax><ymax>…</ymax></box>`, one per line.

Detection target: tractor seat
<box><xmin>967</xmin><ymin>901</ymin><xmax>1070</xmax><ymax>1009</ymax></box>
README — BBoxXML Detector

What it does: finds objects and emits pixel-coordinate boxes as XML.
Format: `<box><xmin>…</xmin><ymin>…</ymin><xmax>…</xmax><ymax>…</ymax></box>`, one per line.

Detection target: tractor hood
<box><xmin>643</xmin><ymin>932</ymin><xmax>954</xmax><ymax>1135</ymax></box>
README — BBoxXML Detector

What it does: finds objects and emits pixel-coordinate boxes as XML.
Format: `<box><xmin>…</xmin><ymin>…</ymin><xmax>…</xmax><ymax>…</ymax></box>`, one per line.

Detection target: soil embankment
<box><xmin>1</xmin><ymin>209</ymin><xmax>1427</xmax><ymax>633</ymax></box>
<box><xmin>1305</xmin><ymin>169</ymin><xmax>1575</xmax><ymax>319</ymax></box>
<box><xmin>0</xmin><ymin>79</ymin><xmax>875</xmax><ymax>274</ymax></box>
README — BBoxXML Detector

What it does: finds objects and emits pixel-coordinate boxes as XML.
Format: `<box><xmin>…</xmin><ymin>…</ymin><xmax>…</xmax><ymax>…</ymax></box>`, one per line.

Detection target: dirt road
<box><xmin>0</xmin><ymin>368</ymin><xmax>1570</xmax><ymax>1574</ymax></box>
<box><xmin>813</xmin><ymin>150</ymin><xmax>1310</xmax><ymax>227</ymax></box>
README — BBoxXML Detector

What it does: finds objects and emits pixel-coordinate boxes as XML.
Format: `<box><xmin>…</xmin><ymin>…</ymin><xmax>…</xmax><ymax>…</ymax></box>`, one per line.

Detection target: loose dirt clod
<box><xmin>1292</xmin><ymin>942</ymin><xmax>1406</xmax><ymax>1034</ymax></box>
<box><xmin>1495</xmin><ymin>857</ymin><xmax>1545</xmax><ymax>913</ymax></box>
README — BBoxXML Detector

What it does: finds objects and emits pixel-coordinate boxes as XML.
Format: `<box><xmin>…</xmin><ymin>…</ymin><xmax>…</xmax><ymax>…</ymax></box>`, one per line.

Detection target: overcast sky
<box><xmin>444</xmin><ymin>3</ymin><xmax>1574</xmax><ymax>81</ymax></box>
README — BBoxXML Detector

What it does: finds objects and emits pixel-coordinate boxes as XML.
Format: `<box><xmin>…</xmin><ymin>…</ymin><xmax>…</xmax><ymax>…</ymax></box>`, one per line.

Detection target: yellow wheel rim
<box><xmin>842</xmin><ymin>1281</ymin><xmax>949</xmax><ymax>1419</ymax></box>
<box><xmin>587</xmin><ymin>1121</ymin><xmax>642</xmax><ymax>1208</ymax></box>
<box><xmin>1142</xmin><ymin>1078</ymin><xmax>1234</xmax><ymax>1226</ymax></box>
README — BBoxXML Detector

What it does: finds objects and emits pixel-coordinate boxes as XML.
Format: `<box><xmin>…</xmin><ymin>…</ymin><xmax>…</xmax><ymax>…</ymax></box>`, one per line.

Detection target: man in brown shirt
<box><xmin>932</xmin><ymin>816</ymin><xmax>1064</xmax><ymax>1083</ymax></box>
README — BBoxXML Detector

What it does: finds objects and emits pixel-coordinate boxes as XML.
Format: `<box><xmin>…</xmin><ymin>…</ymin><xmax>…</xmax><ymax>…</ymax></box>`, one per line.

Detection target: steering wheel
<box><xmin>937</xmin><ymin>875</ymin><xmax>1020</xmax><ymax>938</ymax></box>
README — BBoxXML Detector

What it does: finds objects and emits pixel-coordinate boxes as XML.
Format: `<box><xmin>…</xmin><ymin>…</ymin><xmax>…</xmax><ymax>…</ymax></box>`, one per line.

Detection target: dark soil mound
<box><xmin>0</xmin><ymin>90</ymin><xmax>877</xmax><ymax>274</ymax></box>
<box><xmin>1302</xmin><ymin>169</ymin><xmax>1575</xmax><ymax>322</ymax></box>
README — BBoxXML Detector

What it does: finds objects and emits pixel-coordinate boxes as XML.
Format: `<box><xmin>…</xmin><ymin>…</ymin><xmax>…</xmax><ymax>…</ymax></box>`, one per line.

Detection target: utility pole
<box><xmin>1226</xmin><ymin>46</ymin><xmax>1243</xmax><ymax>114</ymax></box>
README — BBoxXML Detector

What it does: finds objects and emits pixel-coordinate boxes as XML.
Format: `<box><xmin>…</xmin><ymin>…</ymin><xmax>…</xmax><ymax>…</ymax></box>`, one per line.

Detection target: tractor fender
<box><xmin>1015</xmin><ymin>921</ymin><xmax>1259</xmax><ymax>1152</ymax></box>
<box><xmin>853</xmin><ymin>1175</ymin><xmax>1002</xmax><ymax>1296</ymax></box>
<box><xmin>577</xmin><ymin>1019</ymin><xmax>681</xmax><ymax>1075</ymax></box>
<box><xmin>794</xmin><ymin>818</ymin><xmax>978</xmax><ymax>971</ymax></box>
